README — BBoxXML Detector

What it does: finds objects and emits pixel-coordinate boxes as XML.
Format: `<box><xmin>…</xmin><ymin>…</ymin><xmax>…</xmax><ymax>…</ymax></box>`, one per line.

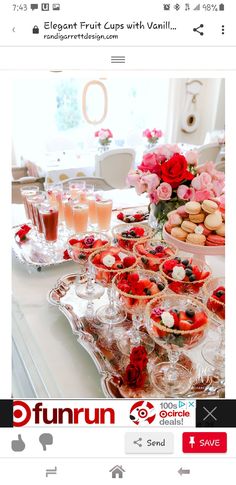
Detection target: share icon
<box><xmin>193</xmin><ymin>24</ymin><xmax>204</xmax><ymax>35</ymax></box>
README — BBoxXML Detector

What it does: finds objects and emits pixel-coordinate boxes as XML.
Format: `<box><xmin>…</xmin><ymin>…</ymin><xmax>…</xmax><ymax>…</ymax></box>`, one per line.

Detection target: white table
<box><xmin>12</xmin><ymin>190</ymin><xmax>224</xmax><ymax>398</ymax></box>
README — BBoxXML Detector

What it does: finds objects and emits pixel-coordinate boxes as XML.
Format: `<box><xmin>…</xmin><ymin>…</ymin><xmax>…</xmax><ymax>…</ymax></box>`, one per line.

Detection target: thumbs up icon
<box><xmin>11</xmin><ymin>434</ymin><xmax>26</xmax><ymax>452</ymax></box>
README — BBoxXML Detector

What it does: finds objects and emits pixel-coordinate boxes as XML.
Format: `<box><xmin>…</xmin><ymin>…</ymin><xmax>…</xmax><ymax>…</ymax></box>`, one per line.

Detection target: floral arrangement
<box><xmin>15</xmin><ymin>224</ymin><xmax>31</xmax><ymax>243</ymax></box>
<box><xmin>127</xmin><ymin>145</ymin><xmax>225</xmax><ymax>225</ymax></box>
<box><xmin>124</xmin><ymin>345</ymin><xmax>148</xmax><ymax>388</ymax></box>
<box><xmin>95</xmin><ymin>128</ymin><xmax>113</xmax><ymax>147</ymax></box>
<box><xmin>143</xmin><ymin>128</ymin><xmax>163</xmax><ymax>145</ymax></box>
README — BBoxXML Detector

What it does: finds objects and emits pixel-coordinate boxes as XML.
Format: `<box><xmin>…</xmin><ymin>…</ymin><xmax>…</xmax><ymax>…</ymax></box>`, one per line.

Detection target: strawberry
<box><xmin>123</xmin><ymin>256</ymin><xmax>136</xmax><ymax>268</ymax></box>
<box><xmin>117</xmin><ymin>212</ymin><xmax>124</xmax><ymax>221</ymax></box>
<box><xmin>192</xmin><ymin>311</ymin><xmax>208</xmax><ymax>328</ymax></box>
<box><xmin>92</xmin><ymin>253</ymin><xmax>101</xmax><ymax>265</ymax></box>
<box><xmin>117</xmin><ymin>282</ymin><xmax>130</xmax><ymax>293</ymax></box>
<box><xmin>170</xmin><ymin>310</ymin><xmax>179</xmax><ymax>327</ymax></box>
<box><xmin>178</xmin><ymin>320</ymin><xmax>193</xmax><ymax>331</ymax></box>
<box><xmin>92</xmin><ymin>240</ymin><xmax>107</xmax><ymax>249</ymax></box>
<box><xmin>134</xmin><ymin>213</ymin><xmax>143</xmax><ymax>221</ymax></box>
<box><xmin>179</xmin><ymin>311</ymin><xmax>188</xmax><ymax>321</ymax></box>
<box><xmin>163</xmin><ymin>259</ymin><xmax>177</xmax><ymax>273</ymax></box>
<box><xmin>69</xmin><ymin>238</ymin><xmax>80</xmax><ymax>246</ymax></box>
<box><xmin>200</xmin><ymin>270</ymin><xmax>210</xmax><ymax>280</ymax></box>
<box><xmin>153</xmin><ymin>324</ymin><xmax>168</xmax><ymax>338</ymax></box>
<box><xmin>132</xmin><ymin>227</ymin><xmax>145</xmax><ymax>237</ymax></box>
<box><xmin>127</xmin><ymin>273</ymin><xmax>139</xmax><ymax>284</ymax></box>
<box><xmin>168</xmin><ymin>281</ymin><xmax>183</xmax><ymax>294</ymax></box>
<box><xmin>192</xmin><ymin>265</ymin><xmax>202</xmax><ymax>280</ymax></box>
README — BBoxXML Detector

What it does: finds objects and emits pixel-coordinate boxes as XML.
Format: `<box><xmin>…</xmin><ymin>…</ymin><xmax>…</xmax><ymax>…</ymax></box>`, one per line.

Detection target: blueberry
<box><xmin>150</xmin><ymin>277</ymin><xmax>156</xmax><ymax>283</ymax></box>
<box><xmin>149</xmin><ymin>250</ymin><xmax>157</xmax><ymax>255</ymax></box>
<box><xmin>216</xmin><ymin>290</ymin><xmax>224</xmax><ymax>297</ymax></box>
<box><xmin>186</xmin><ymin>265</ymin><xmax>192</xmax><ymax>270</ymax></box>
<box><xmin>117</xmin><ymin>264</ymin><xmax>124</xmax><ymax>269</ymax></box>
<box><xmin>79</xmin><ymin>253</ymin><xmax>86</xmax><ymax>260</ymax></box>
<box><xmin>141</xmin><ymin>257</ymin><xmax>148</xmax><ymax>264</ymax></box>
<box><xmin>174</xmin><ymin>257</ymin><xmax>181</xmax><ymax>262</ymax></box>
<box><xmin>189</xmin><ymin>275</ymin><xmax>196</xmax><ymax>282</ymax></box>
<box><xmin>185</xmin><ymin>269</ymin><xmax>193</xmax><ymax>276</ymax></box>
<box><xmin>144</xmin><ymin>288</ymin><xmax>151</xmax><ymax>295</ymax></box>
<box><xmin>172</xmin><ymin>308</ymin><xmax>179</xmax><ymax>315</ymax></box>
<box><xmin>130</xmin><ymin>230</ymin><xmax>136</xmax><ymax>237</ymax></box>
<box><xmin>182</xmin><ymin>259</ymin><xmax>189</xmax><ymax>266</ymax></box>
<box><xmin>158</xmin><ymin>283</ymin><xmax>165</xmax><ymax>291</ymax></box>
<box><xmin>186</xmin><ymin>308</ymin><xmax>195</xmax><ymax>318</ymax></box>
<box><xmin>122</xmin><ymin>232</ymin><xmax>128</xmax><ymax>238</ymax></box>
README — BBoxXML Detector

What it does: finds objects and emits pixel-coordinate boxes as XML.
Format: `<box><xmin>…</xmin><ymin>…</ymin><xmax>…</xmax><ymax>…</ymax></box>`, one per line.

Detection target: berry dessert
<box><xmin>67</xmin><ymin>232</ymin><xmax>110</xmax><ymax>264</ymax></box>
<box><xmin>147</xmin><ymin>295</ymin><xmax>209</xmax><ymax>350</ymax></box>
<box><xmin>112</xmin><ymin>223</ymin><xmax>153</xmax><ymax>251</ymax></box>
<box><xmin>113</xmin><ymin>269</ymin><xmax>167</xmax><ymax>312</ymax></box>
<box><xmin>117</xmin><ymin>210</ymin><xmax>149</xmax><ymax>224</ymax></box>
<box><xmin>134</xmin><ymin>238</ymin><xmax>176</xmax><ymax>272</ymax></box>
<box><xmin>160</xmin><ymin>256</ymin><xmax>211</xmax><ymax>295</ymax></box>
<box><xmin>89</xmin><ymin>247</ymin><xmax>137</xmax><ymax>287</ymax></box>
<box><xmin>205</xmin><ymin>278</ymin><xmax>225</xmax><ymax>320</ymax></box>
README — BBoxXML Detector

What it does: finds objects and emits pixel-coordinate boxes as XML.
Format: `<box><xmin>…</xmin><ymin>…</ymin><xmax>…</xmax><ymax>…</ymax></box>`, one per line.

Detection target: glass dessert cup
<box><xmin>201</xmin><ymin>277</ymin><xmax>225</xmax><ymax>375</ymax></box>
<box><xmin>89</xmin><ymin>248</ymin><xmax>138</xmax><ymax>331</ymax></box>
<box><xmin>113</xmin><ymin>268</ymin><xmax>167</xmax><ymax>356</ymax></box>
<box><xmin>39</xmin><ymin>203</ymin><xmax>59</xmax><ymax>262</ymax></box>
<box><xmin>67</xmin><ymin>232</ymin><xmax>111</xmax><ymax>304</ymax></box>
<box><xmin>146</xmin><ymin>294</ymin><xmax>209</xmax><ymax>397</ymax></box>
<box><xmin>134</xmin><ymin>238</ymin><xmax>177</xmax><ymax>272</ymax></box>
<box><xmin>159</xmin><ymin>256</ymin><xmax>212</xmax><ymax>296</ymax></box>
<box><xmin>116</xmin><ymin>208</ymin><xmax>149</xmax><ymax>224</ymax></box>
<box><xmin>112</xmin><ymin>223</ymin><xmax>153</xmax><ymax>252</ymax></box>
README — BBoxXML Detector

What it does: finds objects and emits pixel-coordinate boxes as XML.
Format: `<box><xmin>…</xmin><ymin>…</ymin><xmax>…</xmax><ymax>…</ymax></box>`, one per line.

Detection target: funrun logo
<box><xmin>129</xmin><ymin>400</ymin><xmax>156</xmax><ymax>425</ymax></box>
<box><xmin>13</xmin><ymin>401</ymin><xmax>116</xmax><ymax>427</ymax></box>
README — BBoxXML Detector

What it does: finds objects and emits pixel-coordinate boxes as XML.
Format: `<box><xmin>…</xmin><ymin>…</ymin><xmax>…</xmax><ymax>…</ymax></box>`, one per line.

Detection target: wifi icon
<box><xmin>194</xmin><ymin>3</ymin><xmax>200</xmax><ymax>9</ymax></box>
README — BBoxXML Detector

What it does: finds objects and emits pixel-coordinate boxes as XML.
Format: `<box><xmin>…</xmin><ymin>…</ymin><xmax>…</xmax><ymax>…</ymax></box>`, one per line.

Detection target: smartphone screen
<box><xmin>0</xmin><ymin>0</ymin><xmax>234</xmax><ymax>483</ymax></box>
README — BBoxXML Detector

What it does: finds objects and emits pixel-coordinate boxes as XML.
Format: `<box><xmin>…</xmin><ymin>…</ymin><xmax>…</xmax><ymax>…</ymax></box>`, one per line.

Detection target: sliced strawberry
<box><xmin>178</xmin><ymin>320</ymin><xmax>193</xmax><ymax>331</ymax></box>
<box><xmin>192</xmin><ymin>265</ymin><xmax>202</xmax><ymax>280</ymax></box>
<box><xmin>92</xmin><ymin>253</ymin><xmax>101</xmax><ymax>265</ymax></box>
<box><xmin>170</xmin><ymin>310</ymin><xmax>179</xmax><ymax>327</ymax></box>
<box><xmin>200</xmin><ymin>270</ymin><xmax>210</xmax><ymax>280</ymax></box>
<box><xmin>117</xmin><ymin>212</ymin><xmax>124</xmax><ymax>221</ymax></box>
<box><xmin>179</xmin><ymin>311</ymin><xmax>188</xmax><ymax>321</ymax></box>
<box><xmin>153</xmin><ymin>325</ymin><xmax>167</xmax><ymax>338</ymax></box>
<box><xmin>193</xmin><ymin>311</ymin><xmax>208</xmax><ymax>328</ymax></box>
<box><xmin>69</xmin><ymin>238</ymin><xmax>80</xmax><ymax>246</ymax></box>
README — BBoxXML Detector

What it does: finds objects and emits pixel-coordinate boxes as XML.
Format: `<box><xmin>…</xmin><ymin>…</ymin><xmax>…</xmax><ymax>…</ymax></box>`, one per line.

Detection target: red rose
<box><xmin>160</xmin><ymin>153</ymin><xmax>194</xmax><ymax>188</ymax></box>
<box><xmin>130</xmin><ymin>346</ymin><xmax>148</xmax><ymax>370</ymax></box>
<box><xmin>125</xmin><ymin>363</ymin><xmax>146</xmax><ymax>388</ymax></box>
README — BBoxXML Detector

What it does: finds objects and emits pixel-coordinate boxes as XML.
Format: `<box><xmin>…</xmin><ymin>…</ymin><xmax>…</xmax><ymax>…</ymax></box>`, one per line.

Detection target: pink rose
<box><xmin>138</xmin><ymin>152</ymin><xmax>162</xmax><ymax>174</ymax></box>
<box><xmin>141</xmin><ymin>173</ymin><xmax>160</xmax><ymax>193</ymax></box>
<box><xmin>194</xmin><ymin>190</ymin><xmax>211</xmax><ymax>202</ymax></box>
<box><xmin>177</xmin><ymin>185</ymin><xmax>195</xmax><ymax>201</ymax></box>
<box><xmin>143</xmin><ymin>129</ymin><xmax>152</xmax><ymax>138</ymax></box>
<box><xmin>149</xmin><ymin>190</ymin><xmax>159</xmax><ymax>204</ymax></box>
<box><xmin>156</xmin><ymin>182</ymin><xmax>172</xmax><ymax>200</ymax></box>
<box><xmin>126</xmin><ymin>171</ymin><xmax>146</xmax><ymax>194</ymax></box>
<box><xmin>212</xmin><ymin>179</ymin><xmax>225</xmax><ymax>197</ymax></box>
<box><xmin>191</xmin><ymin>172</ymin><xmax>212</xmax><ymax>191</ymax></box>
<box><xmin>155</xmin><ymin>144</ymin><xmax>181</xmax><ymax>159</ymax></box>
<box><xmin>185</xmin><ymin>150</ymin><xmax>198</xmax><ymax>166</ymax></box>
<box><xmin>197</xmin><ymin>161</ymin><xmax>215</xmax><ymax>175</ymax></box>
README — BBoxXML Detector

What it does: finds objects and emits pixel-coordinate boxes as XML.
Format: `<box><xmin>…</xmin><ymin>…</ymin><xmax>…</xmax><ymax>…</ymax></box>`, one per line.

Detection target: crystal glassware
<box><xmin>39</xmin><ymin>203</ymin><xmax>59</xmax><ymax>262</ymax></box>
<box><xmin>113</xmin><ymin>268</ymin><xmax>167</xmax><ymax>355</ymax></box>
<box><xmin>201</xmin><ymin>277</ymin><xmax>225</xmax><ymax>376</ymax></box>
<box><xmin>146</xmin><ymin>294</ymin><xmax>209</xmax><ymax>396</ymax></box>
<box><xmin>67</xmin><ymin>232</ymin><xmax>111</xmax><ymax>312</ymax></box>
<box><xmin>112</xmin><ymin>223</ymin><xmax>153</xmax><ymax>251</ymax></box>
<box><xmin>89</xmin><ymin>248</ymin><xmax>138</xmax><ymax>331</ymax></box>
<box><xmin>30</xmin><ymin>192</ymin><xmax>46</xmax><ymax>241</ymax></box>
<box><xmin>72</xmin><ymin>201</ymin><xmax>89</xmax><ymax>233</ymax></box>
<box><xmin>96</xmin><ymin>199</ymin><xmax>113</xmax><ymax>231</ymax></box>
<box><xmin>159</xmin><ymin>256</ymin><xmax>212</xmax><ymax>296</ymax></box>
<box><xmin>62</xmin><ymin>193</ymin><xmax>73</xmax><ymax>232</ymax></box>
<box><xmin>134</xmin><ymin>238</ymin><xmax>177</xmax><ymax>272</ymax></box>
<box><xmin>20</xmin><ymin>185</ymin><xmax>39</xmax><ymax>220</ymax></box>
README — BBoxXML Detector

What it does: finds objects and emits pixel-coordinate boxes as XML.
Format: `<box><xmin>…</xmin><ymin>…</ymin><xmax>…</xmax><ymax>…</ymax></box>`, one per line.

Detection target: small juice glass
<box><xmin>62</xmin><ymin>194</ymin><xmax>73</xmax><ymax>230</ymax></box>
<box><xmin>39</xmin><ymin>203</ymin><xmax>59</xmax><ymax>243</ymax></box>
<box><xmin>20</xmin><ymin>186</ymin><xmax>39</xmax><ymax>219</ymax></box>
<box><xmin>87</xmin><ymin>195</ymin><xmax>97</xmax><ymax>226</ymax></box>
<box><xmin>69</xmin><ymin>181</ymin><xmax>86</xmax><ymax>200</ymax></box>
<box><xmin>72</xmin><ymin>202</ymin><xmax>89</xmax><ymax>232</ymax></box>
<box><xmin>96</xmin><ymin>199</ymin><xmax>113</xmax><ymax>231</ymax></box>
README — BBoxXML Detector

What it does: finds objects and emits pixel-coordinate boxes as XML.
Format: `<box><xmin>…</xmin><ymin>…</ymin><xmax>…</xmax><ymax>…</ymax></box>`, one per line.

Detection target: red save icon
<box><xmin>182</xmin><ymin>432</ymin><xmax>227</xmax><ymax>453</ymax></box>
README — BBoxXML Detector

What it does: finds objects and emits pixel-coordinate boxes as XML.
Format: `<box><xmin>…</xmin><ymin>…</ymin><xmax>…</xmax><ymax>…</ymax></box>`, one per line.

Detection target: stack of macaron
<box><xmin>165</xmin><ymin>200</ymin><xmax>225</xmax><ymax>246</ymax></box>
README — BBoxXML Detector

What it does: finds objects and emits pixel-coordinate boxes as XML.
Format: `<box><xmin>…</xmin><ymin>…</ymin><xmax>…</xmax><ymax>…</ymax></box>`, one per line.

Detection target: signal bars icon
<box><xmin>194</xmin><ymin>4</ymin><xmax>200</xmax><ymax>10</ymax></box>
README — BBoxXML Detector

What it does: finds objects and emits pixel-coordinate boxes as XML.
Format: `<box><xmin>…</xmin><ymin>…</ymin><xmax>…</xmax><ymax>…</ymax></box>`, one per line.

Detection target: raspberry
<box><xmin>123</xmin><ymin>256</ymin><xmax>136</xmax><ymax>268</ymax></box>
<box><xmin>117</xmin><ymin>212</ymin><xmax>124</xmax><ymax>221</ymax></box>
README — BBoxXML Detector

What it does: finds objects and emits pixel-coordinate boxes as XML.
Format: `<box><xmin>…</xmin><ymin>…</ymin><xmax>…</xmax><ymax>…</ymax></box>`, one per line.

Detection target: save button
<box><xmin>183</xmin><ymin>432</ymin><xmax>227</xmax><ymax>453</ymax></box>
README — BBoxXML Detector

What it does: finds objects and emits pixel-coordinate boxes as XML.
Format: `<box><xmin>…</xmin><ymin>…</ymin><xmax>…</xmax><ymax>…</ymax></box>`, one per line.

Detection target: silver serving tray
<box><xmin>47</xmin><ymin>273</ymin><xmax>224</xmax><ymax>399</ymax></box>
<box><xmin>12</xmin><ymin>224</ymin><xmax>71</xmax><ymax>271</ymax></box>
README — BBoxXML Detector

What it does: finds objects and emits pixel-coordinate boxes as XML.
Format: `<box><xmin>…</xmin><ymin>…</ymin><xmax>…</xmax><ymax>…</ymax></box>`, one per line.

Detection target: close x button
<box><xmin>182</xmin><ymin>432</ymin><xmax>227</xmax><ymax>453</ymax></box>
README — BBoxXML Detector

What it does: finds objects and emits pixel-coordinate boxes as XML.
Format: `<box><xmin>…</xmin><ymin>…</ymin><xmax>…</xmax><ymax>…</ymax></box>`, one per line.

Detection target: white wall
<box><xmin>167</xmin><ymin>78</ymin><xmax>225</xmax><ymax>145</ymax></box>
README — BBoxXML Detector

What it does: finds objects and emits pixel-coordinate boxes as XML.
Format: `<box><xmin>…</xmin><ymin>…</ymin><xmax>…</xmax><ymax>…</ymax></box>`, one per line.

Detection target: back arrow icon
<box><xmin>178</xmin><ymin>468</ymin><xmax>190</xmax><ymax>476</ymax></box>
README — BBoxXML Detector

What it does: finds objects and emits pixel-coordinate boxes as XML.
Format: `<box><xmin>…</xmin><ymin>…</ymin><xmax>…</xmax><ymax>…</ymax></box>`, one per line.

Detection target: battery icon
<box><xmin>219</xmin><ymin>3</ymin><xmax>224</xmax><ymax>10</ymax></box>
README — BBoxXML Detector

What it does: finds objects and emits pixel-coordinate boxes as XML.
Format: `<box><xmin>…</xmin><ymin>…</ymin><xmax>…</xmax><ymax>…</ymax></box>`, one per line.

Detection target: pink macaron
<box><xmin>206</xmin><ymin>234</ymin><xmax>225</xmax><ymax>246</ymax></box>
<box><xmin>199</xmin><ymin>223</ymin><xmax>212</xmax><ymax>237</ymax></box>
<box><xmin>177</xmin><ymin>206</ymin><xmax>189</xmax><ymax>218</ymax></box>
<box><xmin>165</xmin><ymin>222</ymin><xmax>173</xmax><ymax>234</ymax></box>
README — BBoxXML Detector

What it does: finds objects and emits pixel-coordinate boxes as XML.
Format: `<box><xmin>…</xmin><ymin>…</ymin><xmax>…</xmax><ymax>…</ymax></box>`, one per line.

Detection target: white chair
<box><xmin>197</xmin><ymin>143</ymin><xmax>222</xmax><ymax>164</ymax></box>
<box><xmin>62</xmin><ymin>176</ymin><xmax>113</xmax><ymax>191</ymax></box>
<box><xmin>95</xmin><ymin>148</ymin><xmax>136</xmax><ymax>189</ymax></box>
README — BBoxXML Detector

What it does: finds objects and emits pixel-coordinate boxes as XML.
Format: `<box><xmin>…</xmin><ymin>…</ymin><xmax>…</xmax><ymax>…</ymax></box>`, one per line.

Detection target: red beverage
<box><xmin>40</xmin><ymin>207</ymin><xmax>59</xmax><ymax>242</ymax></box>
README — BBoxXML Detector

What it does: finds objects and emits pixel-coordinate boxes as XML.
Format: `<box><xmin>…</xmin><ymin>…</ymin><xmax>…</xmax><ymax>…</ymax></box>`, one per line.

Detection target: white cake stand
<box><xmin>163</xmin><ymin>225</ymin><xmax>225</xmax><ymax>263</ymax></box>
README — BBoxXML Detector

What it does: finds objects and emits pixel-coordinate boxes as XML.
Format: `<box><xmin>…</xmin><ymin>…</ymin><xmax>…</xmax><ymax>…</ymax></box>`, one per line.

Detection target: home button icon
<box><xmin>109</xmin><ymin>465</ymin><xmax>125</xmax><ymax>479</ymax></box>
